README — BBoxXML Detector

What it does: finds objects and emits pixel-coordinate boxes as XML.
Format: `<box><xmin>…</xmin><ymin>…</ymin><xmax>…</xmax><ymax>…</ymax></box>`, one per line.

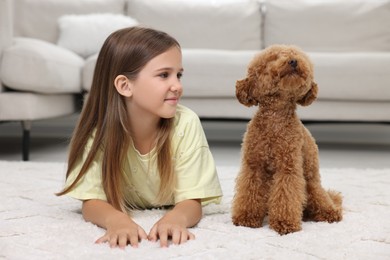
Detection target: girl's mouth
<box><xmin>164</xmin><ymin>97</ymin><xmax>179</xmax><ymax>105</ymax></box>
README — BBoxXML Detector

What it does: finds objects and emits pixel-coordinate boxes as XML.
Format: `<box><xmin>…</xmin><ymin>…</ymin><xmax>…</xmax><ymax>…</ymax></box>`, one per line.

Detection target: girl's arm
<box><xmin>82</xmin><ymin>199</ymin><xmax>148</xmax><ymax>248</ymax></box>
<box><xmin>148</xmin><ymin>199</ymin><xmax>202</xmax><ymax>247</ymax></box>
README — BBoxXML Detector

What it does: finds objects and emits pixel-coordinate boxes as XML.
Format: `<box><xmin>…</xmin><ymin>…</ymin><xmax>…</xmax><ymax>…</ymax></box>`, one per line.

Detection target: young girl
<box><xmin>57</xmin><ymin>27</ymin><xmax>222</xmax><ymax>248</ymax></box>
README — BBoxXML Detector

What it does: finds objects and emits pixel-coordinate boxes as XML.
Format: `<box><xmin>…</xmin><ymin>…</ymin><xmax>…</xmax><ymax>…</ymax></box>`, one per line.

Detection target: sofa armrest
<box><xmin>0</xmin><ymin>0</ymin><xmax>13</xmax><ymax>91</ymax></box>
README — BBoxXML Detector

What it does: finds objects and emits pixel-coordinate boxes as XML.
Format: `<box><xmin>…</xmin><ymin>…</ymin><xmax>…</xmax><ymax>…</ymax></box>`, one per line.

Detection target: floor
<box><xmin>0</xmin><ymin>115</ymin><xmax>390</xmax><ymax>169</ymax></box>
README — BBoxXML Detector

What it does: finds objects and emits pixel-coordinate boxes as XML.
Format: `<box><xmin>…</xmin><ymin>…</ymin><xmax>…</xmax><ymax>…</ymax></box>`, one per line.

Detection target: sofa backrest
<box><xmin>0</xmin><ymin>0</ymin><xmax>13</xmax><ymax>91</ymax></box>
<box><xmin>126</xmin><ymin>0</ymin><xmax>263</xmax><ymax>51</ymax></box>
<box><xmin>0</xmin><ymin>0</ymin><xmax>12</xmax><ymax>51</ymax></box>
<box><xmin>264</xmin><ymin>0</ymin><xmax>390</xmax><ymax>52</ymax></box>
<box><xmin>13</xmin><ymin>0</ymin><xmax>126</xmax><ymax>43</ymax></box>
<box><xmin>10</xmin><ymin>0</ymin><xmax>390</xmax><ymax>53</ymax></box>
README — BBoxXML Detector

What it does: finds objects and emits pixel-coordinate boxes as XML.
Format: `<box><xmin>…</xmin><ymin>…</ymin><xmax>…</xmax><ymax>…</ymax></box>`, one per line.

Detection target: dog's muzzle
<box><xmin>288</xmin><ymin>59</ymin><xmax>298</xmax><ymax>68</ymax></box>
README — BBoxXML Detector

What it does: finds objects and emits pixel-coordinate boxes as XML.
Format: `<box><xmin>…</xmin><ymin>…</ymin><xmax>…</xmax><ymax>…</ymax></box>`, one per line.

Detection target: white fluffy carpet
<box><xmin>0</xmin><ymin>161</ymin><xmax>389</xmax><ymax>259</ymax></box>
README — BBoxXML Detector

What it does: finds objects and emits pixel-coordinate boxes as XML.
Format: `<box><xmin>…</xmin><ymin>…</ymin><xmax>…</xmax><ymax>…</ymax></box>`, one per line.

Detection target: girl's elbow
<box><xmin>81</xmin><ymin>199</ymin><xmax>95</xmax><ymax>222</ymax></box>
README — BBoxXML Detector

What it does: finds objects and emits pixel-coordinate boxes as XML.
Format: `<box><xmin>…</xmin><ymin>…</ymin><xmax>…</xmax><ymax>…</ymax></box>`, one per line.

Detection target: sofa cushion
<box><xmin>0</xmin><ymin>37</ymin><xmax>84</xmax><ymax>93</ymax></box>
<box><xmin>310</xmin><ymin>52</ymin><xmax>390</xmax><ymax>101</ymax></box>
<box><xmin>0</xmin><ymin>92</ymin><xmax>75</xmax><ymax>120</ymax></box>
<box><xmin>84</xmin><ymin>49</ymin><xmax>259</xmax><ymax>96</ymax></box>
<box><xmin>57</xmin><ymin>13</ymin><xmax>139</xmax><ymax>58</ymax></box>
<box><xmin>82</xmin><ymin>54</ymin><xmax>98</xmax><ymax>91</ymax></box>
<box><xmin>13</xmin><ymin>0</ymin><xmax>126</xmax><ymax>43</ymax></box>
<box><xmin>265</xmin><ymin>0</ymin><xmax>390</xmax><ymax>52</ymax></box>
<box><xmin>297</xmin><ymin>100</ymin><xmax>390</xmax><ymax>122</ymax></box>
<box><xmin>181</xmin><ymin>49</ymin><xmax>257</xmax><ymax>98</ymax></box>
<box><xmin>126</xmin><ymin>0</ymin><xmax>262</xmax><ymax>50</ymax></box>
<box><xmin>82</xmin><ymin>50</ymin><xmax>258</xmax><ymax>96</ymax></box>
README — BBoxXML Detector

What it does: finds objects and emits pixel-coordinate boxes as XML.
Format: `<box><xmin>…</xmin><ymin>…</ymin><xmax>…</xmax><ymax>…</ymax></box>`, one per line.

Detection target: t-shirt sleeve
<box><xmin>64</xmin><ymin>136</ymin><xmax>107</xmax><ymax>201</ymax></box>
<box><xmin>174</xmin><ymin>146</ymin><xmax>223</xmax><ymax>205</ymax></box>
<box><xmin>173</xmin><ymin>109</ymin><xmax>223</xmax><ymax>205</ymax></box>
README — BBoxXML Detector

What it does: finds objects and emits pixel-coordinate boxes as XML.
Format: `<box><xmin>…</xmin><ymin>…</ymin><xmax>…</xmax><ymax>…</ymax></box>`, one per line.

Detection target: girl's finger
<box><xmin>148</xmin><ymin>225</ymin><xmax>158</xmax><ymax>242</ymax></box>
<box><xmin>129</xmin><ymin>232</ymin><xmax>140</xmax><ymax>248</ymax></box>
<box><xmin>179</xmin><ymin>230</ymin><xmax>188</xmax><ymax>244</ymax></box>
<box><xmin>138</xmin><ymin>226</ymin><xmax>148</xmax><ymax>240</ymax></box>
<box><xmin>118</xmin><ymin>233</ymin><xmax>128</xmax><ymax>249</ymax></box>
<box><xmin>171</xmin><ymin>228</ymin><xmax>182</xmax><ymax>245</ymax></box>
<box><xmin>95</xmin><ymin>234</ymin><xmax>109</xmax><ymax>244</ymax></box>
<box><xmin>109</xmin><ymin>235</ymin><xmax>118</xmax><ymax>248</ymax></box>
<box><xmin>158</xmin><ymin>228</ymin><xmax>169</xmax><ymax>247</ymax></box>
<box><xmin>188</xmin><ymin>231</ymin><xmax>195</xmax><ymax>240</ymax></box>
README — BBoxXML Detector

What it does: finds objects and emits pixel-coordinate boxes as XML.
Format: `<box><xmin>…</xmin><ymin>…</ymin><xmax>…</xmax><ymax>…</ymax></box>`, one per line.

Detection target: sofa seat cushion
<box><xmin>0</xmin><ymin>37</ymin><xmax>84</xmax><ymax>94</ymax></box>
<box><xmin>126</xmin><ymin>0</ymin><xmax>262</xmax><ymax>50</ymax></box>
<box><xmin>265</xmin><ymin>0</ymin><xmax>390</xmax><ymax>52</ymax></box>
<box><xmin>0</xmin><ymin>92</ymin><xmax>75</xmax><ymax>121</ymax></box>
<box><xmin>297</xmin><ymin>100</ymin><xmax>390</xmax><ymax>122</ymax></box>
<box><xmin>181</xmin><ymin>97</ymin><xmax>390</xmax><ymax>122</ymax></box>
<box><xmin>181</xmin><ymin>49</ymin><xmax>257</xmax><ymax>98</ymax></box>
<box><xmin>310</xmin><ymin>52</ymin><xmax>390</xmax><ymax>101</ymax></box>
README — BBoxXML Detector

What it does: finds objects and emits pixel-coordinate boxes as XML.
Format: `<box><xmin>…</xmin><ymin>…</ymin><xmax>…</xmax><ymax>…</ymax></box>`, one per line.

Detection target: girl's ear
<box><xmin>114</xmin><ymin>75</ymin><xmax>132</xmax><ymax>97</ymax></box>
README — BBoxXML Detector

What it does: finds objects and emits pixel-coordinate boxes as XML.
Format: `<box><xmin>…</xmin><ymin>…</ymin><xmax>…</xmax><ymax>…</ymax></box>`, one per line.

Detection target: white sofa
<box><xmin>1</xmin><ymin>0</ymin><xmax>390</xmax><ymax>159</ymax></box>
<box><xmin>0</xmin><ymin>0</ymin><xmax>78</xmax><ymax>160</ymax></box>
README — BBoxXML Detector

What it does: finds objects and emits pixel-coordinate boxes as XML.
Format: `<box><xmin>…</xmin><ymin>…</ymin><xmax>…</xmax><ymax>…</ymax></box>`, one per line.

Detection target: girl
<box><xmin>57</xmin><ymin>27</ymin><xmax>222</xmax><ymax>248</ymax></box>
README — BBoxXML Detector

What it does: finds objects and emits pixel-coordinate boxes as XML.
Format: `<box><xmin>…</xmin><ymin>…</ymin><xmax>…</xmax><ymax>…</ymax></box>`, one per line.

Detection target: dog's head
<box><xmin>236</xmin><ymin>45</ymin><xmax>318</xmax><ymax>107</ymax></box>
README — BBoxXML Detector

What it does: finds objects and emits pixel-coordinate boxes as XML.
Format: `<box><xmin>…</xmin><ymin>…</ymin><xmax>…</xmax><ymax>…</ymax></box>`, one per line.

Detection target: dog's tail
<box><xmin>303</xmin><ymin>189</ymin><xmax>343</xmax><ymax>222</ymax></box>
<box><xmin>327</xmin><ymin>189</ymin><xmax>343</xmax><ymax>208</ymax></box>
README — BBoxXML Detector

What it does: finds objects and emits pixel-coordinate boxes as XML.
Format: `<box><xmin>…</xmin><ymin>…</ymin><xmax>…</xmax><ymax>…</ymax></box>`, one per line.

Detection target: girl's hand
<box><xmin>82</xmin><ymin>199</ymin><xmax>148</xmax><ymax>248</ymax></box>
<box><xmin>148</xmin><ymin>199</ymin><xmax>202</xmax><ymax>247</ymax></box>
<box><xmin>94</xmin><ymin>211</ymin><xmax>148</xmax><ymax>249</ymax></box>
<box><xmin>148</xmin><ymin>221</ymin><xmax>195</xmax><ymax>247</ymax></box>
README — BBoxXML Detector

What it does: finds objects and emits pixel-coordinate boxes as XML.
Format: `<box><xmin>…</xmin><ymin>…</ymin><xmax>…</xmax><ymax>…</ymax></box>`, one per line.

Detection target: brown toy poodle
<box><xmin>231</xmin><ymin>45</ymin><xmax>343</xmax><ymax>235</ymax></box>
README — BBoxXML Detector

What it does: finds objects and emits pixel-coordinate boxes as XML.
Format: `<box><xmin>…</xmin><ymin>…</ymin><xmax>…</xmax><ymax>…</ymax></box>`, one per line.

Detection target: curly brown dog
<box><xmin>231</xmin><ymin>45</ymin><xmax>342</xmax><ymax>235</ymax></box>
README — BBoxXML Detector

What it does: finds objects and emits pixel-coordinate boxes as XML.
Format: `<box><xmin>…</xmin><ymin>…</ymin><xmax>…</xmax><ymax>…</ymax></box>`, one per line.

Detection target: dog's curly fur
<box><xmin>231</xmin><ymin>45</ymin><xmax>343</xmax><ymax>235</ymax></box>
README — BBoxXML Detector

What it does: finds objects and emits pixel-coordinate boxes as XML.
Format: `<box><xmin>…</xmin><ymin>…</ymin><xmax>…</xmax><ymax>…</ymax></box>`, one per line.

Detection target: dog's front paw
<box><xmin>269</xmin><ymin>219</ymin><xmax>302</xmax><ymax>235</ymax></box>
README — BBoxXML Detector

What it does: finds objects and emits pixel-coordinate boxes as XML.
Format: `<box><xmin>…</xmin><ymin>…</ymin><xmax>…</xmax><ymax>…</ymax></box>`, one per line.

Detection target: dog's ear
<box><xmin>297</xmin><ymin>81</ymin><xmax>318</xmax><ymax>106</ymax></box>
<box><xmin>236</xmin><ymin>75</ymin><xmax>259</xmax><ymax>107</ymax></box>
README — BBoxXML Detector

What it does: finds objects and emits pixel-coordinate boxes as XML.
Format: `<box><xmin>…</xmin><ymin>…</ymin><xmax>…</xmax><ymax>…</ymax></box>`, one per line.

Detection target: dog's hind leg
<box><xmin>304</xmin><ymin>181</ymin><xmax>343</xmax><ymax>223</ymax></box>
<box><xmin>303</xmin><ymin>145</ymin><xmax>343</xmax><ymax>223</ymax></box>
<box><xmin>232</xmin><ymin>164</ymin><xmax>269</xmax><ymax>228</ymax></box>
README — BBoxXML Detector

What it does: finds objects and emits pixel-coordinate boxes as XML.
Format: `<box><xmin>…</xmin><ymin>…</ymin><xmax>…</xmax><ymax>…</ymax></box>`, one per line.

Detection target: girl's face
<box><xmin>127</xmin><ymin>46</ymin><xmax>183</xmax><ymax>121</ymax></box>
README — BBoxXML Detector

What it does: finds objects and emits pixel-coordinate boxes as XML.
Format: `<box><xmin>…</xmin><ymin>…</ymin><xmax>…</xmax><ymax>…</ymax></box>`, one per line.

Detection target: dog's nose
<box><xmin>288</xmin><ymin>59</ymin><xmax>298</xmax><ymax>68</ymax></box>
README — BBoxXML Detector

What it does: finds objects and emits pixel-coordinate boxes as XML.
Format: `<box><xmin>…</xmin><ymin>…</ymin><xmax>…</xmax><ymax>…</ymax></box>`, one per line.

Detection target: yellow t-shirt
<box><xmin>64</xmin><ymin>105</ymin><xmax>222</xmax><ymax>209</ymax></box>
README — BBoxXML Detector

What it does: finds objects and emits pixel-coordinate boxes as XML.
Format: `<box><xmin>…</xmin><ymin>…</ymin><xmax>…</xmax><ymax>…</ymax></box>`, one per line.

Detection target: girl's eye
<box><xmin>159</xmin><ymin>72</ymin><xmax>169</xmax><ymax>78</ymax></box>
<box><xmin>177</xmin><ymin>72</ymin><xmax>183</xmax><ymax>79</ymax></box>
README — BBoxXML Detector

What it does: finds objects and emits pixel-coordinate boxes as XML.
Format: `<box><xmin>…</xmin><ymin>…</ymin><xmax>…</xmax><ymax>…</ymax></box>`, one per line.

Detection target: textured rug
<box><xmin>0</xmin><ymin>161</ymin><xmax>389</xmax><ymax>259</ymax></box>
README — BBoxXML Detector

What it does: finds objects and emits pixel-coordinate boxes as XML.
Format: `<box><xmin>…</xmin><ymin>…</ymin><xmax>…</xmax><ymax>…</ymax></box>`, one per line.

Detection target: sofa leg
<box><xmin>21</xmin><ymin>121</ymin><xmax>32</xmax><ymax>161</ymax></box>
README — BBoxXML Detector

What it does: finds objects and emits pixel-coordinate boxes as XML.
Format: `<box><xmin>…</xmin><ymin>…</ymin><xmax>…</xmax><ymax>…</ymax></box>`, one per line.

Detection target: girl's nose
<box><xmin>171</xmin><ymin>79</ymin><xmax>183</xmax><ymax>93</ymax></box>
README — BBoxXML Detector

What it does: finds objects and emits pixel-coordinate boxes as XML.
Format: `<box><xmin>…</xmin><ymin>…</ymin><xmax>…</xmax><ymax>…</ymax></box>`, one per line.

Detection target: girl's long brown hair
<box><xmin>56</xmin><ymin>27</ymin><xmax>180</xmax><ymax>211</ymax></box>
